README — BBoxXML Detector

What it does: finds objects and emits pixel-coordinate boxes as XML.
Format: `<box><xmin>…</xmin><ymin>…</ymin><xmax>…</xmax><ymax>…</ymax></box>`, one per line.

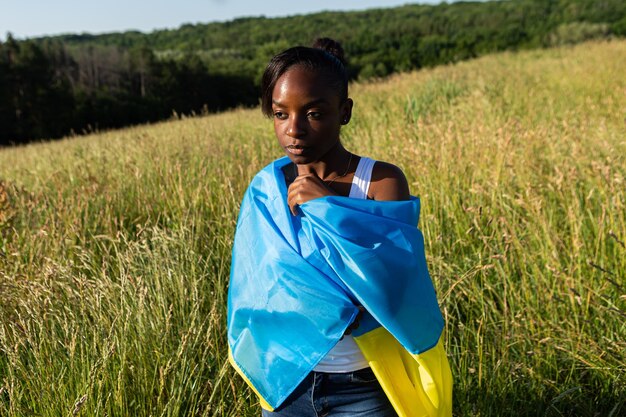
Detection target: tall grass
<box><xmin>1</xmin><ymin>40</ymin><xmax>625</xmax><ymax>416</ymax></box>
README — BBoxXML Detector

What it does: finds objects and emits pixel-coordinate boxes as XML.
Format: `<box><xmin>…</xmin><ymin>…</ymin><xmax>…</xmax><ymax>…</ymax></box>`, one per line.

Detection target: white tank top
<box><xmin>313</xmin><ymin>156</ymin><xmax>376</xmax><ymax>373</ymax></box>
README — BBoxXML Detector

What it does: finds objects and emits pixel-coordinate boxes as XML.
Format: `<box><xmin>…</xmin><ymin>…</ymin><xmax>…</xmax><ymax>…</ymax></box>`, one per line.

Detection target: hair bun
<box><xmin>312</xmin><ymin>38</ymin><xmax>346</xmax><ymax>66</ymax></box>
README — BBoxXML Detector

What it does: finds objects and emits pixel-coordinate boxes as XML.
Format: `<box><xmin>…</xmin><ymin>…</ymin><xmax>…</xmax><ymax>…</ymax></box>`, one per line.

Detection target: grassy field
<box><xmin>1</xmin><ymin>40</ymin><xmax>625</xmax><ymax>416</ymax></box>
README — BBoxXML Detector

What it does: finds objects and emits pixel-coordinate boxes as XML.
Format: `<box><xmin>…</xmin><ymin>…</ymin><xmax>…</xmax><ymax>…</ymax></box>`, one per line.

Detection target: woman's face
<box><xmin>271</xmin><ymin>65</ymin><xmax>352</xmax><ymax>165</ymax></box>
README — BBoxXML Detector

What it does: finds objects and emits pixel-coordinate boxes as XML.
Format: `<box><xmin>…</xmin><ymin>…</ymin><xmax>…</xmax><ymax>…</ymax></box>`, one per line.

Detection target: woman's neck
<box><xmin>296</xmin><ymin>143</ymin><xmax>353</xmax><ymax>180</ymax></box>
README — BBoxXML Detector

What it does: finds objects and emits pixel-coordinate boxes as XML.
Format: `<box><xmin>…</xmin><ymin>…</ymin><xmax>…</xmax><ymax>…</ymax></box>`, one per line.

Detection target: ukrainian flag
<box><xmin>227</xmin><ymin>157</ymin><xmax>452</xmax><ymax>416</ymax></box>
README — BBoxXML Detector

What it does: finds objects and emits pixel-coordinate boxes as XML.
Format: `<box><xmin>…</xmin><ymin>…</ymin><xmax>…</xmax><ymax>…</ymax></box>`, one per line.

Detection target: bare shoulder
<box><xmin>369</xmin><ymin>160</ymin><xmax>411</xmax><ymax>201</ymax></box>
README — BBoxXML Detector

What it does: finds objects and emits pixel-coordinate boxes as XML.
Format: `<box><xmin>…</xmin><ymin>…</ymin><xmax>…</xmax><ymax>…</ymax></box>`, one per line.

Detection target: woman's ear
<box><xmin>341</xmin><ymin>98</ymin><xmax>354</xmax><ymax>125</ymax></box>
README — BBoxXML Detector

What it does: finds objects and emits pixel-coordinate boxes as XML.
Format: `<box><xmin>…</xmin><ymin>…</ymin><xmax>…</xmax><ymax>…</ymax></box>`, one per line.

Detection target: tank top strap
<box><xmin>348</xmin><ymin>156</ymin><xmax>376</xmax><ymax>200</ymax></box>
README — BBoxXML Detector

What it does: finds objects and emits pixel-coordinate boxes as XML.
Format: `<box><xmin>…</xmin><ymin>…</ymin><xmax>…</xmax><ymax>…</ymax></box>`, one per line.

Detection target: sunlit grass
<box><xmin>1</xmin><ymin>40</ymin><xmax>625</xmax><ymax>416</ymax></box>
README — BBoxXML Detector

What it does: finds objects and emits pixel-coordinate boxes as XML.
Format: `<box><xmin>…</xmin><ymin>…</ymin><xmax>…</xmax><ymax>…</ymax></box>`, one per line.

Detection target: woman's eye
<box><xmin>307</xmin><ymin>112</ymin><xmax>321</xmax><ymax>120</ymax></box>
<box><xmin>274</xmin><ymin>112</ymin><xmax>287</xmax><ymax>120</ymax></box>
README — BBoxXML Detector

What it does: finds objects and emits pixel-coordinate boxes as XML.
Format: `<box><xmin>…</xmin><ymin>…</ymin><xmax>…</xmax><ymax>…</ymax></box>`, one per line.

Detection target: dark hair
<box><xmin>260</xmin><ymin>38</ymin><xmax>348</xmax><ymax>117</ymax></box>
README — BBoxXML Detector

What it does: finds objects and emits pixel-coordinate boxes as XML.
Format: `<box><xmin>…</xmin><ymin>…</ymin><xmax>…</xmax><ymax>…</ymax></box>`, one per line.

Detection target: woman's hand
<box><xmin>287</xmin><ymin>171</ymin><xmax>338</xmax><ymax>216</ymax></box>
<box><xmin>342</xmin><ymin>306</ymin><xmax>366</xmax><ymax>338</ymax></box>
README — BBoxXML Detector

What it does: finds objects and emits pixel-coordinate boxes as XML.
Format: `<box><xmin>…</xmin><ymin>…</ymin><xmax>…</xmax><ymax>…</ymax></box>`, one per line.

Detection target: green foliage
<box><xmin>549</xmin><ymin>22</ymin><xmax>610</xmax><ymax>45</ymax></box>
<box><xmin>611</xmin><ymin>16</ymin><xmax>626</xmax><ymax>36</ymax></box>
<box><xmin>2</xmin><ymin>0</ymin><xmax>626</xmax><ymax>145</ymax></box>
<box><xmin>0</xmin><ymin>36</ymin><xmax>75</xmax><ymax>141</ymax></box>
<box><xmin>0</xmin><ymin>40</ymin><xmax>257</xmax><ymax>145</ymax></box>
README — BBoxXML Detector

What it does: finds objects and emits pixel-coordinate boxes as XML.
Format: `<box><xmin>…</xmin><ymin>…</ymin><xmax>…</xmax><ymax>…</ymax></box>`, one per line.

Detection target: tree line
<box><xmin>2</xmin><ymin>0</ymin><xmax>625</xmax><ymax>145</ymax></box>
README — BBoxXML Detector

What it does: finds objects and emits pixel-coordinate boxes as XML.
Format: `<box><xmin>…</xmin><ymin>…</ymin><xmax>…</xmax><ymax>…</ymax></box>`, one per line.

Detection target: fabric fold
<box><xmin>227</xmin><ymin>157</ymin><xmax>447</xmax><ymax>410</ymax></box>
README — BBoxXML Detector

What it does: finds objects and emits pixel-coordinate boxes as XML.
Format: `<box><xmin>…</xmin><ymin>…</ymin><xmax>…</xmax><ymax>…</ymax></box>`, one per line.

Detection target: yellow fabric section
<box><xmin>231</xmin><ymin>330</ymin><xmax>452</xmax><ymax>415</ymax></box>
<box><xmin>228</xmin><ymin>349</ymin><xmax>274</xmax><ymax>411</ymax></box>
<box><xmin>354</xmin><ymin>327</ymin><xmax>453</xmax><ymax>417</ymax></box>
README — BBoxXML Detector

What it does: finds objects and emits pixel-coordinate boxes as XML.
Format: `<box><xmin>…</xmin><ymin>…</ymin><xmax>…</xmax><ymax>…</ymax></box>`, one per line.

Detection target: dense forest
<box><xmin>2</xmin><ymin>0</ymin><xmax>626</xmax><ymax>145</ymax></box>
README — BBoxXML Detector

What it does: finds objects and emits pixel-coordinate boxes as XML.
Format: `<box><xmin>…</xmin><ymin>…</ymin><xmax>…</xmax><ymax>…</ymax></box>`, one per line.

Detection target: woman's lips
<box><xmin>286</xmin><ymin>145</ymin><xmax>311</xmax><ymax>155</ymax></box>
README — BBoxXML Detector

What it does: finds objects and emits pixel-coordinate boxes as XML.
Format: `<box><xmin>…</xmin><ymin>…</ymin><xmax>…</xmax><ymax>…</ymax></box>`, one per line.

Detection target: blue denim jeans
<box><xmin>261</xmin><ymin>367</ymin><xmax>398</xmax><ymax>417</ymax></box>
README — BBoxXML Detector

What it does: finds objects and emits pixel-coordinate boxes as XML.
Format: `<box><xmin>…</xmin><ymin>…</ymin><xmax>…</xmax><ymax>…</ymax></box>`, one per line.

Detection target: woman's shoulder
<box><xmin>367</xmin><ymin>159</ymin><xmax>411</xmax><ymax>201</ymax></box>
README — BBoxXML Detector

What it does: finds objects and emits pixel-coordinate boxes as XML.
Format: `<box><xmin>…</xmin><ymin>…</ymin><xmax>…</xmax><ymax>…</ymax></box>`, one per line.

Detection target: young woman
<box><xmin>227</xmin><ymin>38</ymin><xmax>452</xmax><ymax>417</ymax></box>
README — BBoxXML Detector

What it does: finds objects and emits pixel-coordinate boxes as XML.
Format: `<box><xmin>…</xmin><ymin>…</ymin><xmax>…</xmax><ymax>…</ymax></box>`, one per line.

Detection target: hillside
<box><xmin>1</xmin><ymin>40</ymin><xmax>625</xmax><ymax>416</ymax></box>
<box><xmin>2</xmin><ymin>0</ymin><xmax>626</xmax><ymax>144</ymax></box>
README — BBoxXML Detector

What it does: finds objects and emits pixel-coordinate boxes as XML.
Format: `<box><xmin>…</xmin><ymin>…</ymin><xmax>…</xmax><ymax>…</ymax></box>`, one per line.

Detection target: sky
<box><xmin>1</xmin><ymin>0</ymin><xmax>448</xmax><ymax>40</ymax></box>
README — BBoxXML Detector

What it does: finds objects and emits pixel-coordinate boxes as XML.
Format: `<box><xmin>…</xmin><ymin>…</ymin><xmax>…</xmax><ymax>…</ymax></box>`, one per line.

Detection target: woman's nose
<box><xmin>286</xmin><ymin>116</ymin><xmax>306</xmax><ymax>138</ymax></box>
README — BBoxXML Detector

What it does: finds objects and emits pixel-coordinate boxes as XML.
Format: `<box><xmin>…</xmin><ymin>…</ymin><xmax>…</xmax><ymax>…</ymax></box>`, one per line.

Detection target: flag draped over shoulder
<box><xmin>227</xmin><ymin>157</ymin><xmax>451</xmax><ymax>415</ymax></box>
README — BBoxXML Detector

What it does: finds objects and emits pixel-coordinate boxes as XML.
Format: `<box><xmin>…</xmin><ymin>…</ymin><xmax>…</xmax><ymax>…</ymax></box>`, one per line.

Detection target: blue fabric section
<box><xmin>227</xmin><ymin>157</ymin><xmax>443</xmax><ymax>409</ymax></box>
<box><xmin>299</xmin><ymin>196</ymin><xmax>444</xmax><ymax>352</ymax></box>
